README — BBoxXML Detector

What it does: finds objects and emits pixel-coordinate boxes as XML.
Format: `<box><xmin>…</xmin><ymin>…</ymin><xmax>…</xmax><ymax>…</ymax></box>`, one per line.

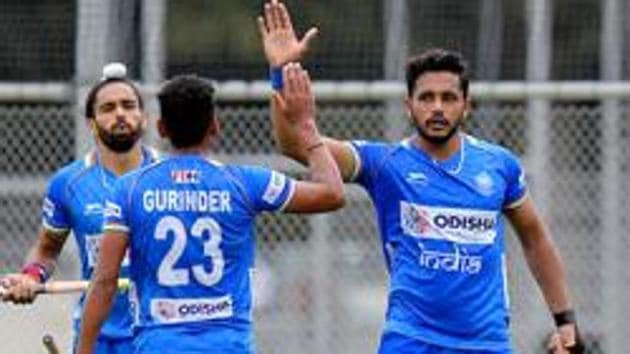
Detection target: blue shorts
<box><xmin>378</xmin><ymin>331</ymin><xmax>514</xmax><ymax>354</ymax></box>
<box><xmin>72</xmin><ymin>335</ymin><xmax>134</xmax><ymax>354</ymax></box>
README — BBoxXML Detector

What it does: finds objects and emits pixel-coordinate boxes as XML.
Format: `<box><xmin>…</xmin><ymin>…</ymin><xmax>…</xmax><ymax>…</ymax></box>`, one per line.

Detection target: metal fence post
<box><xmin>601</xmin><ymin>0</ymin><xmax>623</xmax><ymax>351</ymax></box>
<box><xmin>523</xmin><ymin>0</ymin><xmax>553</xmax><ymax>348</ymax></box>
<box><xmin>384</xmin><ymin>0</ymin><xmax>408</xmax><ymax>141</ymax></box>
<box><xmin>310</xmin><ymin>213</ymin><xmax>333</xmax><ymax>354</ymax></box>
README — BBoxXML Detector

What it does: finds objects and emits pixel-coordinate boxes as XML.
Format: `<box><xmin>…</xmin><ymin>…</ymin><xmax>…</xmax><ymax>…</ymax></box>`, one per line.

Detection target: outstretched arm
<box><xmin>259</xmin><ymin>0</ymin><xmax>358</xmax><ymax>181</ymax></box>
<box><xmin>506</xmin><ymin>198</ymin><xmax>584</xmax><ymax>353</ymax></box>
<box><xmin>275</xmin><ymin>63</ymin><xmax>344</xmax><ymax>212</ymax></box>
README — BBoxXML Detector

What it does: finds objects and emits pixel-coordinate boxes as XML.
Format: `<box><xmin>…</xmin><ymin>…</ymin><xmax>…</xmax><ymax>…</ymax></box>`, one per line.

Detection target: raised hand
<box><xmin>272</xmin><ymin>63</ymin><xmax>320</xmax><ymax>148</ymax></box>
<box><xmin>258</xmin><ymin>0</ymin><xmax>319</xmax><ymax>67</ymax></box>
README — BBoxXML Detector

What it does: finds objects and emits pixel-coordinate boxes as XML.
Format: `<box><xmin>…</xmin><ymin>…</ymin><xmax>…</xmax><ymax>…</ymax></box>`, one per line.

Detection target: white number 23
<box><xmin>155</xmin><ymin>216</ymin><xmax>224</xmax><ymax>287</ymax></box>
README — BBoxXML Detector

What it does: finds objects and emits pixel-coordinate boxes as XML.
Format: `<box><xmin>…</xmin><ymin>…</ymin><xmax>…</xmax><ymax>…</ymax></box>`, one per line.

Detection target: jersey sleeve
<box><xmin>103</xmin><ymin>177</ymin><xmax>131</xmax><ymax>234</ymax></box>
<box><xmin>502</xmin><ymin>150</ymin><xmax>528</xmax><ymax>209</ymax></box>
<box><xmin>234</xmin><ymin>166</ymin><xmax>296</xmax><ymax>213</ymax></box>
<box><xmin>348</xmin><ymin>140</ymin><xmax>390</xmax><ymax>191</ymax></box>
<box><xmin>41</xmin><ymin>171</ymin><xmax>71</xmax><ymax>233</ymax></box>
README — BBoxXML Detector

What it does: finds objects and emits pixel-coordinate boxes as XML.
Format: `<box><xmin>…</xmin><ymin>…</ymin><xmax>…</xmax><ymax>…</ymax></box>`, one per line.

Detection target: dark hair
<box><xmin>84</xmin><ymin>78</ymin><xmax>144</xmax><ymax>118</ymax></box>
<box><xmin>405</xmin><ymin>48</ymin><xmax>470</xmax><ymax>98</ymax></box>
<box><xmin>158</xmin><ymin>74</ymin><xmax>216</xmax><ymax>149</ymax></box>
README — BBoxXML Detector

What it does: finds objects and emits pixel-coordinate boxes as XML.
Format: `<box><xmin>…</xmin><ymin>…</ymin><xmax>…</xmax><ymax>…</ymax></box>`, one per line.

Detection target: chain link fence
<box><xmin>1</xmin><ymin>99</ymin><xmax>621</xmax><ymax>354</ymax></box>
<box><xmin>1</xmin><ymin>0</ymin><xmax>629</xmax><ymax>353</ymax></box>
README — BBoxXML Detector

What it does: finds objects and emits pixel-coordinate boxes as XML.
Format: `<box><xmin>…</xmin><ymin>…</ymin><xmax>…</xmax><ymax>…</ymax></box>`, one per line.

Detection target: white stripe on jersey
<box><xmin>346</xmin><ymin>142</ymin><xmax>362</xmax><ymax>182</ymax></box>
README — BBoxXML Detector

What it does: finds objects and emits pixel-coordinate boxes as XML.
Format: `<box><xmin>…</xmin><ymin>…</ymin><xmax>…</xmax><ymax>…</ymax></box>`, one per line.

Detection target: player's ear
<box><xmin>209</xmin><ymin>116</ymin><xmax>220</xmax><ymax>136</ymax></box>
<box><xmin>157</xmin><ymin>118</ymin><xmax>168</xmax><ymax>138</ymax></box>
<box><xmin>140</xmin><ymin>112</ymin><xmax>148</xmax><ymax>129</ymax></box>
<box><xmin>463</xmin><ymin>97</ymin><xmax>473</xmax><ymax>120</ymax></box>
<box><xmin>403</xmin><ymin>97</ymin><xmax>412</xmax><ymax>119</ymax></box>
<box><xmin>87</xmin><ymin>118</ymin><xmax>97</xmax><ymax>134</ymax></box>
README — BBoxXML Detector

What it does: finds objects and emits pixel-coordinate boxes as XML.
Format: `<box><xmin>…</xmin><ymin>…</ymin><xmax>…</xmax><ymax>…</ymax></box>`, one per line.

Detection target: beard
<box><xmin>415</xmin><ymin>115</ymin><xmax>462</xmax><ymax>145</ymax></box>
<box><xmin>95</xmin><ymin>120</ymin><xmax>143</xmax><ymax>153</ymax></box>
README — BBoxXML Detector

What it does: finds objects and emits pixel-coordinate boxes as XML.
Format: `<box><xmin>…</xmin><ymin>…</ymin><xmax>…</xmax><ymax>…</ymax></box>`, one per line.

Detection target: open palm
<box><xmin>258</xmin><ymin>0</ymin><xmax>318</xmax><ymax>67</ymax></box>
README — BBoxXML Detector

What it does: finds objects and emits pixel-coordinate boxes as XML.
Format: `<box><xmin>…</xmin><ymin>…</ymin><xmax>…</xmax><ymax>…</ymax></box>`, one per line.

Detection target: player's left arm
<box><xmin>76</xmin><ymin>231</ymin><xmax>128</xmax><ymax>354</ymax></box>
<box><xmin>505</xmin><ymin>199</ymin><xmax>584</xmax><ymax>353</ymax></box>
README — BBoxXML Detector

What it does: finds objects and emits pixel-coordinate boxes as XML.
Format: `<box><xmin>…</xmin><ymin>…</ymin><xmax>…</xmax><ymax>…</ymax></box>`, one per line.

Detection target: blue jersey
<box><xmin>103</xmin><ymin>154</ymin><xmax>295</xmax><ymax>353</ymax></box>
<box><xmin>42</xmin><ymin>147</ymin><xmax>159</xmax><ymax>339</ymax></box>
<box><xmin>349</xmin><ymin>134</ymin><xmax>527</xmax><ymax>352</ymax></box>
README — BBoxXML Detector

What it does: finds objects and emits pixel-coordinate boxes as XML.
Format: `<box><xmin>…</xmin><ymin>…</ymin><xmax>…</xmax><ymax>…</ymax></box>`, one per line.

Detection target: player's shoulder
<box><xmin>351</xmin><ymin>139</ymin><xmax>405</xmax><ymax>158</ymax></box>
<box><xmin>464</xmin><ymin>134</ymin><xmax>519</xmax><ymax>162</ymax></box>
<box><xmin>351</xmin><ymin>139</ymin><xmax>399</xmax><ymax>150</ymax></box>
<box><xmin>222</xmin><ymin>163</ymin><xmax>269</xmax><ymax>185</ymax></box>
<box><xmin>48</xmin><ymin>153</ymin><xmax>97</xmax><ymax>188</ymax></box>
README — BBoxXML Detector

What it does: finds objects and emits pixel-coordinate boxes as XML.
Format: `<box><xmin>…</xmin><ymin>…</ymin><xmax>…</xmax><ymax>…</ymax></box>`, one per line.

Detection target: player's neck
<box><xmin>170</xmin><ymin>137</ymin><xmax>214</xmax><ymax>156</ymax></box>
<box><xmin>97</xmin><ymin>143</ymin><xmax>144</xmax><ymax>176</ymax></box>
<box><xmin>171</xmin><ymin>146</ymin><xmax>209</xmax><ymax>156</ymax></box>
<box><xmin>414</xmin><ymin>133</ymin><xmax>462</xmax><ymax>161</ymax></box>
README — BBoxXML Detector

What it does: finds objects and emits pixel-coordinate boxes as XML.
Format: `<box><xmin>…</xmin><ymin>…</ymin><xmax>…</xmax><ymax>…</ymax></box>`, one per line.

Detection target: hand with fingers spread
<box><xmin>1</xmin><ymin>273</ymin><xmax>40</xmax><ymax>304</ymax></box>
<box><xmin>272</xmin><ymin>63</ymin><xmax>320</xmax><ymax>149</ymax></box>
<box><xmin>258</xmin><ymin>0</ymin><xmax>319</xmax><ymax>67</ymax></box>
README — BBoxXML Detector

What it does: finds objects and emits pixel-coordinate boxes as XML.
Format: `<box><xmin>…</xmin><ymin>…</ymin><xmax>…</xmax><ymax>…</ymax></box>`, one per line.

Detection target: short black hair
<box><xmin>158</xmin><ymin>75</ymin><xmax>216</xmax><ymax>149</ymax></box>
<box><xmin>405</xmin><ymin>48</ymin><xmax>470</xmax><ymax>98</ymax></box>
<box><xmin>85</xmin><ymin>78</ymin><xmax>144</xmax><ymax>118</ymax></box>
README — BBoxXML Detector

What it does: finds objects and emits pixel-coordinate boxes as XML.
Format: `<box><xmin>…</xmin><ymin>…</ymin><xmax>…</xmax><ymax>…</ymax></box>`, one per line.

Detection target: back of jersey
<box><xmin>105</xmin><ymin>154</ymin><xmax>295</xmax><ymax>352</ymax></box>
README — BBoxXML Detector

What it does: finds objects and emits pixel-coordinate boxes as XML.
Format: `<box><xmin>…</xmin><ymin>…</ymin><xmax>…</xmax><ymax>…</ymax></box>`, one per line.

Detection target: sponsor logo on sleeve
<box><xmin>262</xmin><ymin>171</ymin><xmax>286</xmax><ymax>205</ymax></box>
<box><xmin>84</xmin><ymin>203</ymin><xmax>104</xmax><ymax>216</ymax></box>
<box><xmin>401</xmin><ymin>201</ymin><xmax>498</xmax><ymax>244</ymax></box>
<box><xmin>406</xmin><ymin>171</ymin><xmax>429</xmax><ymax>185</ymax></box>
<box><xmin>43</xmin><ymin>198</ymin><xmax>55</xmax><ymax>219</ymax></box>
<box><xmin>104</xmin><ymin>201</ymin><xmax>122</xmax><ymax>219</ymax></box>
<box><xmin>151</xmin><ymin>296</ymin><xmax>233</xmax><ymax>324</ymax></box>
<box><xmin>518</xmin><ymin>171</ymin><xmax>526</xmax><ymax>189</ymax></box>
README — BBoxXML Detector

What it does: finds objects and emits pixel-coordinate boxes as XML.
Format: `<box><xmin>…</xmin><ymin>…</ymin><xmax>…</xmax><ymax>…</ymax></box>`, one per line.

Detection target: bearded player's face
<box><xmin>92</xmin><ymin>82</ymin><xmax>145</xmax><ymax>152</ymax></box>
<box><xmin>404</xmin><ymin>71</ymin><xmax>469</xmax><ymax>145</ymax></box>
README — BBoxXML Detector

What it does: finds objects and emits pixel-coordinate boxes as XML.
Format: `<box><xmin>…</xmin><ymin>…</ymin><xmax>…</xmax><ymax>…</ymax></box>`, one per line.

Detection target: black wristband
<box><xmin>553</xmin><ymin>309</ymin><xmax>576</xmax><ymax>327</ymax></box>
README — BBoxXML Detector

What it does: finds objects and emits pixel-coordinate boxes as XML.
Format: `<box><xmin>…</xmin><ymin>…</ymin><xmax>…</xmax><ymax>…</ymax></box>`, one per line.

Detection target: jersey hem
<box><xmin>384</xmin><ymin>320</ymin><xmax>511</xmax><ymax>352</ymax></box>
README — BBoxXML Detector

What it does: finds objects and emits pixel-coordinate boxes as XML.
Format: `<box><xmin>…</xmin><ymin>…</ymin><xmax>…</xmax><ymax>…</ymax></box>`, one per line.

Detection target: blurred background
<box><xmin>1</xmin><ymin>0</ymin><xmax>629</xmax><ymax>353</ymax></box>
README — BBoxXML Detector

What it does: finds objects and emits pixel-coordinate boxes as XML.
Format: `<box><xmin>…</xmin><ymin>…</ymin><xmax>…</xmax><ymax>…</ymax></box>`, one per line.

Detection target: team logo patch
<box><xmin>400</xmin><ymin>201</ymin><xmax>498</xmax><ymax>244</ymax></box>
<box><xmin>171</xmin><ymin>169</ymin><xmax>200</xmax><ymax>184</ymax></box>
<box><xmin>262</xmin><ymin>171</ymin><xmax>286</xmax><ymax>204</ymax></box>
<box><xmin>474</xmin><ymin>171</ymin><xmax>495</xmax><ymax>196</ymax></box>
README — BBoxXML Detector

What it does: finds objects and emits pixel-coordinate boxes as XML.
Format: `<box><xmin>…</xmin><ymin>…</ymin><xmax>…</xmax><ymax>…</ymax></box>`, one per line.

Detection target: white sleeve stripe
<box><xmin>346</xmin><ymin>142</ymin><xmax>362</xmax><ymax>182</ymax></box>
<box><xmin>278</xmin><ymin>180</ymin><xmax>296</xmax><ymax>212</ymax></box>
<box><xmin>504</xmin><ymin>192</ymin><xmax>528</xmax><ymax>210</ymax></box>
<box><xmin>42</xmin><ymin>219</ymin><xmax>70</xmax><ymax>233</ymax></box>
<box><xmin>103</xmin><ymin>224</ymin><xmax>130</xmax><ymax>233</ymax></box>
